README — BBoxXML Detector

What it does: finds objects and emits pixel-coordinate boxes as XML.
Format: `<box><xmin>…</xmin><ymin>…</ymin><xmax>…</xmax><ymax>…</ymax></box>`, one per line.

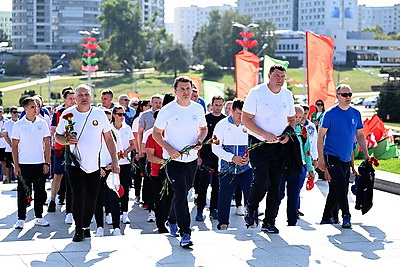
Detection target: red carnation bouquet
<box><xmin>117</xmin><ymin>150</ymin><xmax>140</xmax><ymax>170</ymax></box>
<box><xmin>62</xmin><ymin>113</ymin><xmax>77</xmax><ymax>143</ymax></box>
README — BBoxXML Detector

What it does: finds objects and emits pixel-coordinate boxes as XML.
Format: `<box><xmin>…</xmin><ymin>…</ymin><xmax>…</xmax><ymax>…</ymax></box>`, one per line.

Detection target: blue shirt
<box><xmin>124</xmin><ymin>107</ymin><xmax>136</xmax><ymax>125</ymax></box>
<box><xmin>197</xmin><ymin>97</ymin><xmax>206</xmax><ymax>112</ymax></box>
<box><xmin>320</xmin><ymin>105</ymin><xmax>363</xmax><ymax>162</ymax></box>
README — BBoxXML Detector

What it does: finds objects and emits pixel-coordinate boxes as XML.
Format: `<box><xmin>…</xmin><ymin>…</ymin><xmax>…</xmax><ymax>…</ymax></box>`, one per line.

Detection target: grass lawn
<box><xmin>354</xmin><ymin>158</ymin><xmax>400</xmax><ymax>175</ymax></box>
<box><xmin>385</xmin><ymin>122</ymin><xmax>400</xmax><ymax>129</ymax></box>
<box><xmin>0</xmin><ymin>77</ymin><xmax>32</xmax><ymax>88</ymax></box>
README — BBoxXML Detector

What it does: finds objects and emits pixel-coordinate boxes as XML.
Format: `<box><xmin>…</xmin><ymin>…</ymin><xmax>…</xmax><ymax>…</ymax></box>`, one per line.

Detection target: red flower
<box><xmin>209</xmin><ymin>169</ymin><xmax>215</xmax><ymax>174</ymax></box>
<box><xmin>213</xmin><ymin>135</ymin><xmax>218</xmax><ymax>140</ymax></box>
<box><xmin>301</xmin><ymin>126</ymin><xmax>307</xmax><ymax>139</ymax></box>
<box><xmin>215</xmin><ymin>140</ymin><xmax>220</xmax><ymax>146</ymax></box>
<box><xmin>368</xmin><ymin>156</ymin><xmax>380</xmax><ymax>167</ymax></box>
<box><xmin>118</xmin><ymin>150</ymin><xmax>125</xmax><ymax>159</ymax></box>
<box><xmin>244</xmin><ymin>147</ymin><xmax>249</xmax><ymax>157</ymax></box>
<box><xmin>306</xmin><ymin>177</ymin><xmax>314</xmax><ymax>191</ymax></box>
<box><xmin>26</xmin><ymin>197</ymin><xmax>34</xmax><ymax>204</ymax></box>
<box><xmin>62</xmin><ymin>113</ymin><xmax>74</xmax><ymax>120</ymax></box>
<box><xmin>306</xmin><ymin>151</ymin><xmax>311</xmax><ymax>156</ymax></box>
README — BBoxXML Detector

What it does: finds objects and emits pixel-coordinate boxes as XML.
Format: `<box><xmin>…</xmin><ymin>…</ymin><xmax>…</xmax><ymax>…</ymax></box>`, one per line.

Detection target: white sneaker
<box><xmin>105</xmin><ymin>213</ymin><xmax>113</xmax><ymax>225</ymax></box>
<box><xmin>45</xmin><ymin>198</ymin><xmax>51</xmax><ymax>206</ymax></box>
<box><xmin>35</xmin><ymin>218</ymin><xmax>50</xmax><ymax>227</ymax></box>
<box><xmin>113</xmin><ymin>228</ymin><xmax>122</xmax><ymax>236</ymax></box>
<box><xmin>91</xmin><ymin>215</ymin><xmax>95</xmax><ymax>223</ymax></box>
<box><xmin>231</xmin><ymin>199</ymin><xmax>236</xmax><ymax>206</ymax></box>
<box><xmin>235</xmin><ymin>206</ymin><xmax>245</xmax><ymax>216</ymax></box>
<box><xmin>15</xmin><ymin>219</ymin><xmax>25</xmax><ymax>229</ymax></box>
<box><xmin>95</xmin><ymin>227</ymin><xmax>104</xmax><ymax>237</ymax></box>
<box><xmin>121</xmin><ymin>212</ymin><xmax>130</xmax><ymax>224</ymax></box>
<box><xmin>65</xmin><ymin>213</ymin><xmax>74</xmax><ymax>224</ymax></box>
<box><xmin>147</xmin><ymin>211</ymin><xmax>156</xmax><ymax>222</ymax></box>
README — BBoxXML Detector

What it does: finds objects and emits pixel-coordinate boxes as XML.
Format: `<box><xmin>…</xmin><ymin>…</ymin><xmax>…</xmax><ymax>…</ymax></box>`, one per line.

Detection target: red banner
<box><xmin>306</xmin><ymin>31</ymin><xmax>336</xmax><ymax>115</ymax></box>
<box><xmin>235</xmin><ymin>50</ymin><xmax>260</xmax><ymax>99</ymax></box>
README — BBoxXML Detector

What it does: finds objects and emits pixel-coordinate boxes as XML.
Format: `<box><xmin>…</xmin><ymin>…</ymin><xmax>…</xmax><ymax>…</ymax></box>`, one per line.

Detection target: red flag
<box><xmin>235</xmin><ymin>50</ymin><xmax>260</xmax><ymax>99</ymax></box>
<box><xmin>128</xmin><ymin>92</ymin><xmax>141</xmax><ymax>100</ymax></box>
<box><xmin>190</xmin><ymin>77</ymin><xmax>202</xmax><ymax>95</ymax></box>
<box><xmin>306</xmin><ymin>31</ymin><xmax>336</xmax><ymax>115</ymax></box>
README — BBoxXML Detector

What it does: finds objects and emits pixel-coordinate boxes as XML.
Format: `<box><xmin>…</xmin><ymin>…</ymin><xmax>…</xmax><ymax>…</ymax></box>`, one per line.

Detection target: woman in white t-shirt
<box><xmin>112</xmin><ymin>106</ymin><xmax>136</xmax><ymax>224</ymax></box>
<box><xmin>95</xmin><ymin>109</ymin><xmax>123</xmax><ymax>237</ymax></box>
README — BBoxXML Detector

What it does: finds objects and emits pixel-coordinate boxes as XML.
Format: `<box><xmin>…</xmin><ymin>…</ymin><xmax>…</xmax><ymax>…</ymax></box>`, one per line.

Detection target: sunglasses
<box><xmin>132</xmin><ymin>103</ymin><xmax>138</xmax><ymax>106</ymax></box>
<box><xmin>338</xmin><ymin>92</ymin><xmax>353</xmax><ymax>97</ymax></box>
<box><xmin>0</xmin><ymin>110</ymin><xmax>3</xmax><ymax>113</ymax></box>
<box><xmin>114</xmin><ymin>112</ymin><xmax>126</xmax><ymax>117</ymax></box>
<box><xmin>122</xmin><ymin>99</ymin><xmax>130</xmax><ymax>102</ymax></box>
<box><xmin>316</xmin><ymin>103</ymin><xmax>324</xmax><ymax>106</ymax></box>
<box><xmin>11</xmin><ymin>111</ymin><xmax>18</xmax><ymax>114</ymax></box>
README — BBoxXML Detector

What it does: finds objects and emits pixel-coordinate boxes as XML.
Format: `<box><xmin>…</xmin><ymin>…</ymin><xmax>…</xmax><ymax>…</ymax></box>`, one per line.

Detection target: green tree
<box><xmin>98</xmin><ymin>0</ymin><xmax>146</xmax><ymax>68</ymax></box>
<box><xmin>27</xmin><ymin>54</ymin><xmax>51</xmax><ymax>76</ymax></box>
<box><xmin>0</xmin><ymin>29</ymin><xmax>9</xmax><ymax>43</ymax></box>
<box><xmin>253</xmin><ymin>19</ymin><xmax>278</xmax><ymax>57</ymax></box>
<box><xmin>156</xmin><ymin>43</ymin><xmax>189</xmax><ymax>78</ymax></box>
<box><xmin>70</xmin><ymin>58</ymin><xmax>83</xmax><ymax>75</ymax></box>
<box><xmin>202</xmin><ymin>58</ymin><xmax>222</xmax><ymax>79</ymax></box>
<box><xmin>377</xmin><ymin>80</ymin><xmax>400</xmax><ymax>122</ymax></box>
<box><xmin>4</xmin><ymin>58</ymin><xmax>22</xmax><ymax>76</ymax></box>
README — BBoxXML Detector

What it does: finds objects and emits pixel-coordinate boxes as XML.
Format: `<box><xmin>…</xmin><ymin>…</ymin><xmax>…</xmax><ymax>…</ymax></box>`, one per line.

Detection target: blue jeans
<box><xmin>279</xmin><ymin>173</ymin><xmax>301</xmax><ymax>225</ymax></box>
<box><xmin>297</xmin><ymin>165</ymin><xmax>307</xmax><ymax>211</ymax></box>
<box><xmin>218</xmin><ymin>169</ymin><xmax>252</xmax><ymax>227</ymax></box>
<box><xmin>165</xmin><ymin>160</ymin><xmax>197</xmax><ymax>236</ymax></box>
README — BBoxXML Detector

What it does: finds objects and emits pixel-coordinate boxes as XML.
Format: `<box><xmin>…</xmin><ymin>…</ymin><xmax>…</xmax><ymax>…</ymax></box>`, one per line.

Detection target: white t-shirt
<box><xmin>4</xmin><ymin>119</ymin><xmax>17</xmax><ymax>152</ymax></box>
<box><xmin>154</xmin><ymin>100</ymin><xmax>207</xmax><ymax>162</ymax></box>
<box><xmin>56</xmin><ymin>106</ymin><xmax>112</xmax><ymax>173</ymax></box>
<box><xmin>11</xmin><ymin>116</ymin><xmax>50</xmax><ymax>164</ymax></box>
<box><xmin>100</xmin><ymin>128</ymin><xmax>123</xmax><ymax>167</ymax></box>
<box><xmin>242</xmin><ymin>83</ymin><xmax>295</xmax><ymax>141</ymax></box>
<box><xmin>112</xmin><ymin>123</ymin><xmax>134</xmax><ymax>165</ymax></box>
<box><xmin>131</xmin><ymin>116</ymin><xmax>140</xmax><ymax>133</ymax></box>
<box><xmin>142</xmin><ymin>127</ymin><xmax>153</xmax><ymax>144</ymax></box>
<box><xmin>0</xmin><ymin>117</ymin><xmax>9</xmax><ymax>148</ymax></box>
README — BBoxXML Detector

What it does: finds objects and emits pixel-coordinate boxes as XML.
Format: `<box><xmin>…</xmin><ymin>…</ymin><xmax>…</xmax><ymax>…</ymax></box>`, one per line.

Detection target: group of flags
<box><xmin>130</xmin><ymin>31</ymin><xmax>337</xmax><ymax>114</ymax></box>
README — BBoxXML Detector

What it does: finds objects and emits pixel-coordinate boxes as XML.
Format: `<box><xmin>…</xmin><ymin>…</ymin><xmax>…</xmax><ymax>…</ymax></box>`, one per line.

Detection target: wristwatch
<box><xmin>44</xmin><ymin>163</ymin><xmax>50</xmax><ymax>166</ymax></box>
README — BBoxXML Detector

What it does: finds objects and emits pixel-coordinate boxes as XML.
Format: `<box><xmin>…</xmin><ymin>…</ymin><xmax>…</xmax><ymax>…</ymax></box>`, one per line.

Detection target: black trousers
<box><xmin>18</xmin><ymin>164</ymin><xmax>47</xmax><ymax>220</ymax></box>
<box><xmin>119</xmin><ymin>164</ymin><xmax>132</xmax><ymax>212</ymax></box>
<box><xmin>150</xmin><ymin>173</ymin><xmax>173</xmax><ymax>230</ymax></box>
<box><xmin>322</xmin><ymin>154</ymin><xmax>351</xmax><ymax>220</ymax></box>
<box><xmin>95</xmin><ymin>171</ymin><xmax>120</xmax><ymax>229</ymax></box>
<box><xmin>67</xmin><ymin>165</ymin><xmax>101</xmax><ymax>229</ymax></box>
<box><xmin>247</xmin><ymin>138</ymin><xmax>284</xmax><ymax>225</ymax></box>
<box><xmin>196</xmin><ymin>164</ymin><xmax>219</xmax><ymax>211</ymax></box>
<box><xmin>165</xmin><ymin>160</ymin><xmax>197</xmax><ymax>236</ymax></box>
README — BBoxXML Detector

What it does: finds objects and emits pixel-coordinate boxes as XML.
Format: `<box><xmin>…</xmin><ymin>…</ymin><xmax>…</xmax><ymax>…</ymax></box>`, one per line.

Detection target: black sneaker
<box><xmin>261</xmin><ymin>223</ymin><xmax>279</xmax><ymax>233</ymax></box>
<box><xmin>58</xmin><ymin>196</ymin><xmax>65</xmax><ymax>205</ymax></box>
<box><xmin>72</xmin><ymin>229</ymin><xmax>84</xmax><ymax>242</ymax></box>
<box><xmin>84</xmin><ymin>228</ymin><xmax>91</xmax><ymax>238</ymax></box>
<box><xmin>244</xmin><ymin>207</ymin><xmax>255</xmax><ymax>228</ymax></box>
<box><xmin>47</xmin><ymin>200</ymin><xmax>56</xmax><ymax>212</ymax></box>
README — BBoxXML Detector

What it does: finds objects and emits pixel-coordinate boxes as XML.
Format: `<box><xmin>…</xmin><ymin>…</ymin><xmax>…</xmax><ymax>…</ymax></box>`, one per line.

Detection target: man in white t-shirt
<box><xmin>55</xmin><ymin>84</ymin><xmax>120</xmax><ymax>242</ymax></box>
<box><xmin>153</xmin><ymin>76</ymin><xmax>207</xmax><ymax>248</ymax></box>
<box><xmin>0</xmin><ymin>106</ymin><xmax>9</xmax><ymax>183</ymax></box>
<box><xmin>12</xmin><ymin>97</ymin><xmax>51</xmax><ymax>230</ymax></box>
<box><xmin>242</xmin><ymin>65</ymin><xmax>295</xmax><ymax>233</ymax></box>
<box><xmin>3</xmin><ymin>106</ymin><xmax>18</xmax><ymax>184</ymax></box>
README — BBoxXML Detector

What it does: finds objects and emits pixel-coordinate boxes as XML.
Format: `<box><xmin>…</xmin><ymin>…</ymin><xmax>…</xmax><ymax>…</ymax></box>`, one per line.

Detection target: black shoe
<box><xmin>320</xmin><ymin>218</ymin><xmax>334</xmax><ymax>224</ymax></box>
<box><xmin>47</xmin><ymin>200</ymin><xmax>56</xmax><ymax>212</ymax></box>
<box><xmin>84</xmin><ymin>228</ymin><xmax>91</xmax><ymax>238</ymax></box>
<box><xmin>158</xmin><ymin>227</ymin><xmax>169</xmax><ymax>234</ymax></box>
<box><xmin>73</xmin><ymin>229</ymin><xmax>84</xmax><ymax>242</ymax></box>
<box><xmin>58</xmin><ymin>196</ymin><xmax>65</xmax><ymax>205</ymax></box>
<box><xmin>261</xmin><ymin>223</ymin><xmax>279</xmax><ymax>233</ymax></box>
<box><xmin>297</xmin><ymin>210</ymin><xmax>304</xmax><ymax>217</ymax></box>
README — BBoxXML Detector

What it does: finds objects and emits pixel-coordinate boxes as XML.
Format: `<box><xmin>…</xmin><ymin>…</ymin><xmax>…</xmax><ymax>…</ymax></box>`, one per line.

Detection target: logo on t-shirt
<box><xmin>192</xmin><ymin>115</ymin><xmax>198</xmax><ymax>122</ymax></box>
<box><xmin>92</xmin><ymin>120</ymin><xmax>99</xmax><ymax>126</ymax></box>
<box><xmin>37</xmin><ymin>125</ymin><xmax>43</xmax><ymax>131</ymax></box>
<box><xmin>352</xmin><ymin>119</ymin><xmax>355</xmax><ymax>125</ymax></box>
<box><xmin>242</xmin><ymin>128</ymin><xmax>247</xmax><ymax>133</ymax></box>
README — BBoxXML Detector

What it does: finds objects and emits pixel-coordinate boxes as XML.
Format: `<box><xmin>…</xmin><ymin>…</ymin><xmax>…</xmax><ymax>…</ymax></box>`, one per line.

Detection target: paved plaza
<box><xmin>0</xmin><ymin>172</ymin><xmax>399</xmax><ymax>266</ymax></box>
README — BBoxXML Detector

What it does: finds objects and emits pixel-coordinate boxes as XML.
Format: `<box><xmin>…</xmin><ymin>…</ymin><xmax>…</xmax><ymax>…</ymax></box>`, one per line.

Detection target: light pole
<box><xmin>124</xmin><ymin>59</ymin><xmax>137</xmax><ymax>93</ymax></box>
<box><xmin>47</xmin><ymin>54</ymin><xmax>65</xmax><ymax>105</ymax></box>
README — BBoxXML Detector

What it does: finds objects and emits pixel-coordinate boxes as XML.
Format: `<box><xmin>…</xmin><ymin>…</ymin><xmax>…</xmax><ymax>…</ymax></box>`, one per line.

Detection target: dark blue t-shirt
<box><xmin>320</xmin><ymin>105</ymin><xmax>363</xmax><ymax>162</ymax></box>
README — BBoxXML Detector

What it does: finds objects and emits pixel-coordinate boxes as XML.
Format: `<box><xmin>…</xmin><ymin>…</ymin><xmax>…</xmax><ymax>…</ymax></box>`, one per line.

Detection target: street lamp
<box><xmin>47</xmin><ymin>53</ymin><xmax>65</xmax><ymax>105</ymax></box>
<box><xmin>124</xmin><ymin>59</ymin><xmax>137</xmax><ymax>93</ymax></box>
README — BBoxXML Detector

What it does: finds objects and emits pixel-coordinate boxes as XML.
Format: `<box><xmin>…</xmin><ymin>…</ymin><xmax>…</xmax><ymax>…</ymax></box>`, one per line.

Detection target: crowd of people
<box><xmin>2</xmin><ymin>64</ymin><xmax>371</xmax><ymax>248</ymax></box>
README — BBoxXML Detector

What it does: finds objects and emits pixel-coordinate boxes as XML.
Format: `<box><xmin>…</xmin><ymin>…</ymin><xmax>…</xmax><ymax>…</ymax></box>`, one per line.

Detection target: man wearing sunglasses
<box><xmin>317</xmin><ymin>84</ymin><xmax>370</xmax><ymax>229</ymax></box>
<box><xmin>118</xmin><ymin>94</ymin><xmax>136</xmax><ymax>125</ymax></box>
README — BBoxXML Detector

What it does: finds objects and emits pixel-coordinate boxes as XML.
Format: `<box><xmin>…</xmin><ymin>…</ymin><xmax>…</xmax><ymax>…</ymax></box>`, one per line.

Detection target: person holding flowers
<box><xmin>152</xmin><ymin>76</ymin><xmax>207</xmax><ymax>248</ymax></box>
<box><xmin>12</xmin><ymin>97</ymin><xmax>51</xmax><ymax>229</ymax></box>
<box><xmin>212</xmin><ymin>98</ymin><xmax>252</xmax><ymax>230</ymax></box>
<box><xmin>318</xmin><ymin>84</ymin><xmax>370</xmax><ymax>229</ymax></box>
<box><xmin>55</xmin><ymin>84</ymin><xmax>120</xmax><ymax>242</ymax></box>
<box><xmin>279</xmin><ymin>105</ymin><xmax>315</xmax><ymax>226</ymax></box>
<box><xmin>111</xmin><ymin>105</ymin><xmax>136</xmax><ymax>225</ymax></box>
<box><xmin>242</xmin><ymin>64</ymin><xmax>295</xmax><ymax>233</ymax></box>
